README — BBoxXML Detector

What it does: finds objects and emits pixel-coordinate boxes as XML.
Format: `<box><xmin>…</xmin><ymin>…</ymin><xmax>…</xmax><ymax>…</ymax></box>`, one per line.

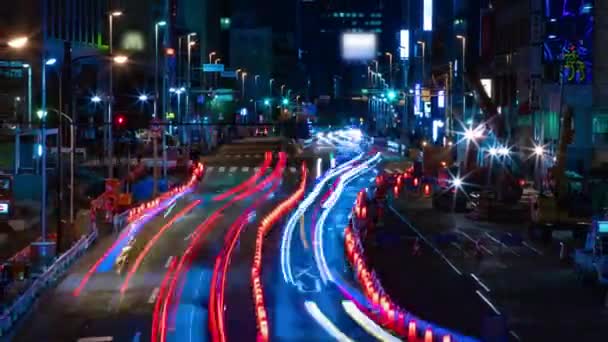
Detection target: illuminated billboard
<box><xmin>423</xmin><ymin>0</ymin><xmax>433</xmax><ymax>31</ymax></box>
<box><xmin>341</xmin><ymin>33</ymin><xmax>378</xmax><ymax>61</ymax></box>
<box><xmin>400</xmin><ymin>30</ymin><xmax>410</xmax><ymax>59</ymax></box>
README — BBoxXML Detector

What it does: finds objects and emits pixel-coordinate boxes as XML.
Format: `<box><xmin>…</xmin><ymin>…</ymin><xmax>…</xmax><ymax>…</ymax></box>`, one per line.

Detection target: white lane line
<box><xmin>450</xmin><ymin>241</ymin><xmax>463</xmax><ymax>251</ymax></box>
<box><xmin>390</xmin><ymin>206</ymin><xmax>463</xmax><ymax>276</ymax></box>
<box><xmin>229</xmin><ymin>166</ymin><xmax>237</xmax><ymax>173</ymax></box>
<box><xmin>476</xmin><ymin>290</ymin><xmax>501</xmax><ymax>315</ymax></box>
<box><xmin>290</xmin><ymin>167</ymin><xmax>297</xmax><ymax>173</ymax></box>
<box><xmin>305</xmin><ymin>301</ymin><xmax>354</xmax><ymax>342</ymax></box>
<box><xmin>392</xmin><ymin>168</ymin><xmax>403</xmax><ymax>174</ymax></box>
<box><xmin>523</xmin><ymin>241</ymin><xmax>544</xmax><ymax>255</ymax></box>
<box><xmin>245</xmin><ymin>154</ymin><xmax>250</xmax><ymax>158</ymax></box>
<box><xmin>509</xmin><ymin>330</ymin><xmax>522</xmax><ymax>341</ymax></box>
<box><xmin>383</xmin><ymin>168</ymin><xmax>393</xmax><ymax>174</ymax></box>
<box><xmin>235</xmin><ymin>154</ymin><xmax>241</xmax><ymax>158</ymax></box>
<box><xmin>457</xmin><ymin>230</ymin><xmax>495</xmax><ymax>256</ymax></box>
<box><xmin>148</xmin><ymin>287</ymin><xmax>160</xmax><ymax>304</ymax></box>
<box><xmin>471</xmin><ymin>273</ymin><xmax>491</xmax><ymax>292</ymax></box>
<box><xmin>164</xmin><ymin>256</ymin><xmax>174</xmax><ymax>268</ymax></box>
<box><xmin>207</xmin><ymin>166</ymin><xmax>214</xmax><ymax>172</ymax></box>
<box><xmin>342</xmin><ymin>301</ymin><xmax>401</xmax><ymax>342</ymax></box>
<box><xmin>77</xmin><ymin>337</ymin><xmax>114</xmax><ymax>342</ymax></box>
<box><xmin>485</xmin><ymin>232</ymin><xmax>520</xmax><ymax>256</ymax></box>
<box><xmin>219</xmin><ymin>166</ymin><xmax>226</xmax><ymax>173</ymax></box>
<box><xmin>242</xmin><ymin>166</ymin><xmax>250</xmax><ymax>172</ymax></box>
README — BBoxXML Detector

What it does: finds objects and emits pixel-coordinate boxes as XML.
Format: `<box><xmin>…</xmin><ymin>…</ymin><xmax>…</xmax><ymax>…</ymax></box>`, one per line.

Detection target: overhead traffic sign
<box><xmin>203</xmin><ymin>64</ymin><xmax>225</xmax><ymax>72</ymax></box>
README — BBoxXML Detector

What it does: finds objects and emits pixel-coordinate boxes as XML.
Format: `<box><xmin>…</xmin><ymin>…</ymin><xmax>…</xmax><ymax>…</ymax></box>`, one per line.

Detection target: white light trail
<box><xmin>305</xmin><ymin>301</ymin><xmax>355</xmax><ymax>342</ymax></box>
<box><xmin>341</xmin><ymin>301</ymin><xmax>401</xmax><ymax>342</ymax></box>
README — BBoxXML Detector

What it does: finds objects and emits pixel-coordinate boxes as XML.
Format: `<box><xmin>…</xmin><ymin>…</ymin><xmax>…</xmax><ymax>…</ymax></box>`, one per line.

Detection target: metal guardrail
<box><xmin>0</xmin><ymin>228</ymin><xmax>98</xmax><ymax>336</ymax></box>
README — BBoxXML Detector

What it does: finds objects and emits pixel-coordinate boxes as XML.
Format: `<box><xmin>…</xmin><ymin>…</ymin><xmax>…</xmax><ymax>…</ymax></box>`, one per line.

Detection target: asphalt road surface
<box><xmin>10</xmin><ymin>140</ymin><xmax>290</xmax><ymax>342</ymax></box>
<box><xmin>386</xmin><ymin>191</ymin><xmax>608</xmax><ymax>341</ymax></box>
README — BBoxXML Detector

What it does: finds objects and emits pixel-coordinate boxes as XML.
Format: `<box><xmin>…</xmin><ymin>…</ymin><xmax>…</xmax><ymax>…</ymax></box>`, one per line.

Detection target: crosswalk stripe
<box><xmin>245</xmin><ymin>154</ymin><xmax>250</xmax><ymax>158</ymax></box>
<box><xmin>219</xmin><ymin>167</ymin><xmax>226</xmax><ymax>173</ymax></box>
<box><xmin>254</xmin><ymin>167</ymin><xmax>260</xmax><ymax>172</ymax></box>
<box><xmin>289</xmin><ymin>167</ymin><xmax>297</xmax><ymax>173</ymax></box>
<box><xmin>229</xmin><ymin>166</ymin><xmax>237</xmax><ymax>172</ymax></box>
<box><xmin>207</xmin><ymin>166</ymin><xmax>214</xmax><ymax>172</ymax></box>
<box><xmin>235</xmin><ymin>154</ymin><xmax>241</xmax><ymax>158</ymax></box>
<box><xmin>242</xmin><ymin>167</ymin><xmax>249</xmax><ymax>172</ymax></box>
<box><xmin>255</xmin><ymin>154</ymin><xmax>262</xmax><ymax>158</ymax></box>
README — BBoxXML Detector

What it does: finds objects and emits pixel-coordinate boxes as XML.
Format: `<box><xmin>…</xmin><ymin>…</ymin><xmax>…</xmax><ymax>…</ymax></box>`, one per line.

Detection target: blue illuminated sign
<box><xmin>599</xmin><ymin>221</ymin><xmax>608</xmax><ymax>233</ymax></box>
<box><xmin>438</xmin><ymin>90</ymin><xmax>445</xmax><ymax>108</ymax></box>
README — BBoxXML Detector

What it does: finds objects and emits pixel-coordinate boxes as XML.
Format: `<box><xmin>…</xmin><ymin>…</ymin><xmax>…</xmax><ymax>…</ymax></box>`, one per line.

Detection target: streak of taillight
<box><xmin>213</xmin><ymin>152</ymin><xmax>272</xmax><ymax>201</ymax></box>
<box><xmin>152</xmin><ymin>257</ymin><xmax>178</xmax><ymax>342</ymax></box>
<box><xmin>120</xmin><ymin>200</ymin><xmax>201</xmax><ymax>294</ymax></box>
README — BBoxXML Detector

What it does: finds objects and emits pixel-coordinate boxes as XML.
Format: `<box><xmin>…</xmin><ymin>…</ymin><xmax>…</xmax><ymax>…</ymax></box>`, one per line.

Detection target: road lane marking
<box><xmin>299</xmin><ymin>215</ymin><xmax>309</xmax><ymax>249</ymax></box>
<box><xmin>164</xmin><ymin>256</ymin><xmax>174</xmax><ymax>268</ymax></box>
<box><xmin>229</xmin><ymin>166</ymin><xmax>237</xmax><ymax>172</ymax></box>
<box><xmin>290</xmin><ymin>166</ymin><xmax>297</xmax><ymax>173</ymax></box>
<box><xmin>389</xmin><ymin>205</ymin><xmax>463</xmax><ymax>276</ymax></box>
<box><xmin>254</xmin><ymin>167</ymin><xmax>260</xmax><ymax>172</ymax></box>
<box><xmin>523</xmin><ymin>241</ymin><xmax>544</xmax><ymax>255</ymax></box>
<box><xmin>457</xmin><ymin>230</ymin><xmax>495</xmax><ymax>256</ymax></box>
<box><xmin>148</xmin><ymin>287</ymin><xmax>160</xmax><ymax>304</ymax></box>
<box><xmin>476</xmin><ymin>290</ymin><xmax>501</xmax><ymax>315</ymax></box>
<box><xmin>219</xmin><ymin>166</ymin><xmax>226</xmax><ymax>173</ymax></box>
<box><xmin>383</xmin><ymin>168</ymin><xmax>393</xmax><ymax>174</ymax></box>
<box><xmin>235</xmin><ymin>154</ymin><xmax>241</xmax><ymax>157</ymax></box>
<box><xmin>485</xmin><ymin>232</ymin><xmax>520</xmax><ymax>256</ymax></box>
<box><xmin>77</xmin><ymin>337</ymin><xmax>114</xmax><ymax>342</ymax></box>
<box><xmin>471</xmin><ymin>273</ymin><xmax>491</xmax><ymax>292</ymax></box>
<box><xmin>255</xmin><ymin>154</ymin><xmax>261</xmax><ymax>158</ymax></box>
<box><xmin>509</xmin><ymin>330</ymin><xmax>521</xmax><ymax>341</ymax></box>
<box><xmin>393</xmin><ymin>168</ymin><xmax>403</xmax><ymax>173</ymax></box>
<box><xmin>242</xmin><ymin>166</ymin><xmax>249</xmax><ymax>172</ymax></box>
<box><xmin>245</xmin><ymin>154</ymin><xmax>250</xmax><ymax>157</ymax></box>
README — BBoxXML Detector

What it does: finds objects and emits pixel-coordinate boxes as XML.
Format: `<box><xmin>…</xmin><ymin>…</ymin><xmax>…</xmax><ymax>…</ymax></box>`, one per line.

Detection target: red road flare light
<box><xmin>423</xmin><ymin>184</ymin><xmax>431</xmax><ymax>197</ymax></box>
<box><xmin>519</xmin><ymin>179</ymin><xmax>525</xmax><ymax>187</ymax></box>
<box><xmin>413</xmin><ymin>177</ymin><xmax>419</xmax><ymax>187</ymax></box>
<box><xmin>408</xmin><ymin>321</ymin><xmax>417</xmax><ymax>339</ymax></box>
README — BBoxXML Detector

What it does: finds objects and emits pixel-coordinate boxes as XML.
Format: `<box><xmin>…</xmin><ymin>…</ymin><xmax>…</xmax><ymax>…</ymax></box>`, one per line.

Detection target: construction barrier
<box><xmin>343</xmin><ymin>186</ymin><xmax>480</xmax><ymax>342</ymax></box>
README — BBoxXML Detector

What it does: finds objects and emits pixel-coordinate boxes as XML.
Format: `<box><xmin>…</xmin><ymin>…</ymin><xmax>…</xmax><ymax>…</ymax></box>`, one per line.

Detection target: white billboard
<box><xmin>341</xmin><ymin>33</ymin><xmax>377</xmax><ymax>61</ymax></box>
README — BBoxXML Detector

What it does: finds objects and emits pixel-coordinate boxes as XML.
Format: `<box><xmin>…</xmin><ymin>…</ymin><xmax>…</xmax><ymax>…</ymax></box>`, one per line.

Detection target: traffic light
<box><xmin>115</xmin><ymin>114</ymin><xmax>126</xmax><ymax>128</ymax></box>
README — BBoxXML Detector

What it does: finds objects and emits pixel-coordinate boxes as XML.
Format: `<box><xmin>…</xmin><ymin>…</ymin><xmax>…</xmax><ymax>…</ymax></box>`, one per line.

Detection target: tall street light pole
<box><xmin>385</xmin><ymin>52</ymin><xmax>393</xmax><ymax>87</ymax></box>
<box><xmin>417</xmin><ymin>41</ymin><xmax>426</xmax><ymax>84</ymax></box>
<box><xmin>269</xmin><ymin>78</ymin><xmax>274</xmax><ymax>97</ymax></box>
<box><xmin>154</xmin><ymin>21</ymin><xmax>167</xmax><ymax>118</ymax></box>
<box><xmin>281</xmin><ymin>84</ymin><xmax>286</xmax><ymax>97</ymax></box>
<box><xmin>241</xmin><ymin>72</ymin><xmax>248</xmax><ymax>102</ymax></box>
<box><xmin>22</xmin><ymin>64</ymin><xmax>32</xmax><ymax>127</ymax></box>
<box><xmin>456</xmin><ymin>35</ymin><xmax>467</xmax><ymax>122</ymax></box>
<box><xmin>185</xmin><ymin>33</ymin><xmax>196</xmax><ymax>146</ymax></box>
<box><xmin>108</xmin><ymin>10</ymin><xmax>122</xmax><ymax>179</ymax></box>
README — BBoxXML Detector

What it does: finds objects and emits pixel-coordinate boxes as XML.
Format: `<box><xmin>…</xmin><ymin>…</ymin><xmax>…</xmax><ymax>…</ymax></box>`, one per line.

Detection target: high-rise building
<box><xmin>297</xmin><ymin>0</ymin><xmax>402</xmax><ymax>100</ymax></box>
<box><xmin>0</xmin><ymin>0</ymin><xmax>109</xmax><ymax>124</ymax></box>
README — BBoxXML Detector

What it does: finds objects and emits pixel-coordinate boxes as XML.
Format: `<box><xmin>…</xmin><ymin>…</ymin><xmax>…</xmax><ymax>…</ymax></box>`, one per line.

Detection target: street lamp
<box><xmin>107</xmin><ymin>9</ymin><xmax>123</xmax><ymax>179</ymax></box>
<box><xmin>45</xmin><ymin>58</ymin><xmax>57</xmax><ymax>66</ymax></box>
<box><xmin>417</xmin><ymin>41</ymin><xmax>426</xmax><ymax>82</ymax></box>
<box><xmin>241</xmin><ymin>72</ymin><xmax>248</xmax><ymax>101</ymax></box>
<box><xmin>154</xmin><ymin>20</ymin><xmax>167</xmax><ymax>119</ymax></box>
<box><xmin>269</xmin><ymin>78</ymin><xmax>274</xmax><ymax>97</ymax></box>
<box><xmin>138</xmin><ymin>93</ymin><xmax>150</xmax><ymax>102</ymax></box>
<box><xmin>7</xmin><ymin>36</ymin><xmax>28</xmax><ymax>49</ymax></box>
<box><xmin>208</xmin><ymin>51</ymin><xmax>216</xmax><ymax>63</ymax></box>
<box><xmin>22</xmin><ymin>64</ymin><xmax>32</xmax><ymax>126</ymax></box>
<box><xmin>91</xmin><ymin>95</ymin><xmax>102</xmax><ymax>103</ymax></box>
<box><xmin>280</xmin><ymin>84</ymin><xmax>286</xmax><ymax>97</ymax></box>
<box><xmin>456</xmin><ymin>35</ymin><xmax>467</xmax><ymax>121</ymax></box>
<box><xmin>385</xmin><ymin>52</ymin><xmax>393</xmax><ymax>86</ymax></box>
